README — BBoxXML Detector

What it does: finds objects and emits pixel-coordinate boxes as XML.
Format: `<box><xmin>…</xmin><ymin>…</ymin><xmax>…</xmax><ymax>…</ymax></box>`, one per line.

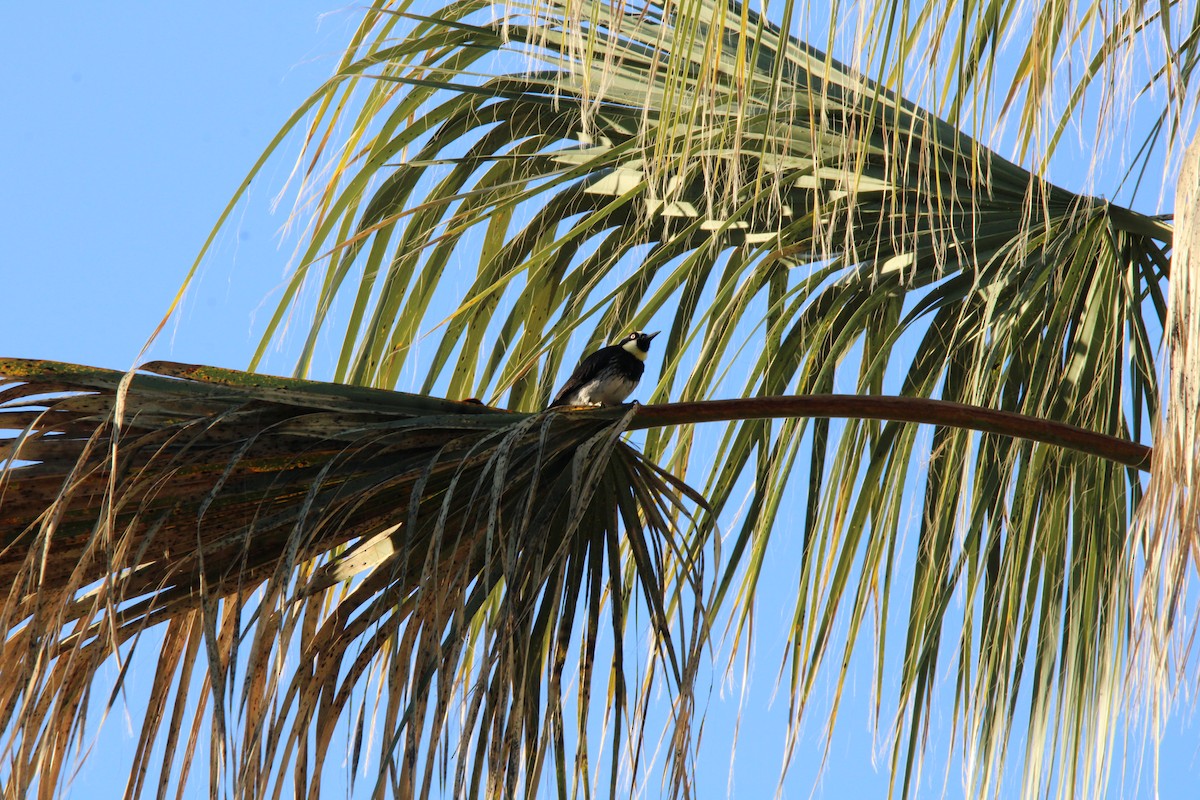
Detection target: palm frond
<box><xmin>0</xmin><ymin>359</ymin><xmax>706</xmax><ymax>798</ymax></box>
<box><xmin>205</xmin><ymin>1</ymin><xmax>1177</xmax><ymax>795</ymax></box>
<box><xmin>1138</xmin><ymin>131</ymin><xmax>1200</xmax><ymax>708</ymax></box>
<box><xmin>78</xmin><ymin>0</ymin><xmax>1197</xmax><ymax>796</ymax></box>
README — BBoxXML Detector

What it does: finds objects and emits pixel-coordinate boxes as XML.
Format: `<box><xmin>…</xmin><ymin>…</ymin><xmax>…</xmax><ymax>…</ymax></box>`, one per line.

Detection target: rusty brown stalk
<box><xmin>578</xmin><ymin>395</ymin><xmax>1153</xmax><ymax>471</ymax></box>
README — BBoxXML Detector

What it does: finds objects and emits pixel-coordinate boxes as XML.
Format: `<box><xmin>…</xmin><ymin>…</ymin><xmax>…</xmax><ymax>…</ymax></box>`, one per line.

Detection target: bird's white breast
<box><xmin>573</xmin><ymin>374</ymin><xmax>637</xmax><ymax>405</ymax></box>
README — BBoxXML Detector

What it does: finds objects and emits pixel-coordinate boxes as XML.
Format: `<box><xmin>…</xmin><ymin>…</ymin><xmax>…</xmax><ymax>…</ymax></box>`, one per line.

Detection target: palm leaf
<box><xmin>0</xmin><ymin>359</ymin><xmax>706</xmax><ymax>798</ymax></box>
<box><xmin>0</xmin><ymin>357</ymin><xmax>1156</xmax><ymax>797</ymax></box>
<box><xmin>201</xmin><ymin>1</ymin><xmax>1177</xmax><ymax>796</ymax></box>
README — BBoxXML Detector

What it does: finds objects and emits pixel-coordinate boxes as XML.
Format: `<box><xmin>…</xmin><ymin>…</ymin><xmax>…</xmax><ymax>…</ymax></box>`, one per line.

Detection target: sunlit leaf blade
<box><xmin>0</xmin><ymin>359</ymin><xmax>706</xmax><ymax>799</ymax></box>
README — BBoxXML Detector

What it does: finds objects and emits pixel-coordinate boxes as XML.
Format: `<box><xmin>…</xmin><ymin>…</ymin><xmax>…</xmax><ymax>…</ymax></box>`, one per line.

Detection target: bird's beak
<box><xmin>645</xmin><ymin>331</ymin><xmax>660</xmax><ymax>340</ymax></box>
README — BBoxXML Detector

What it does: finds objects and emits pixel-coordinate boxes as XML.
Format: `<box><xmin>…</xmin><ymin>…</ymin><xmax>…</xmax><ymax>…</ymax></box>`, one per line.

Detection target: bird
<box><xmin>548</xmin><ymin>331</ymin><xmax>660</xmax><ymax>408</ymax></box>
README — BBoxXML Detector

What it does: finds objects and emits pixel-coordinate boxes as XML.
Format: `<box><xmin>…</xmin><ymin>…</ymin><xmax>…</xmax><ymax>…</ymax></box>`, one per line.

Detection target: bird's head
<box><xmin>619</xmin><ymin>330</ymin><xmax>659</xmax><ymax>361</ymax></box>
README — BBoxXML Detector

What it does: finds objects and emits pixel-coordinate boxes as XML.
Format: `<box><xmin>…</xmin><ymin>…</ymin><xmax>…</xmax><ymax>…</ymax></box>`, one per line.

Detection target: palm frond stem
<box><xmin>618</xmin><ymin>395</ymin><xmax>1151</xmax><ymax>469</ymax></box>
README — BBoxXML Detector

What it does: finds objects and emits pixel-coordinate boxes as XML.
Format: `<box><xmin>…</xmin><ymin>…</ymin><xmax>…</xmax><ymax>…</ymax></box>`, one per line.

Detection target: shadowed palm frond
<box><xmin>0</xmin><ymin>359</ymin><xmax>707</xmax><ymax>799</ymax></box>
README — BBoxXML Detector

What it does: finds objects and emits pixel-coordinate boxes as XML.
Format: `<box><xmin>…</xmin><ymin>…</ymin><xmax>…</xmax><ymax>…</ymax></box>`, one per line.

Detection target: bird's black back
<box><xmin>548</xmin><ymin>344</ymin><xmax>644</xmax><ymax>407</ymax></box>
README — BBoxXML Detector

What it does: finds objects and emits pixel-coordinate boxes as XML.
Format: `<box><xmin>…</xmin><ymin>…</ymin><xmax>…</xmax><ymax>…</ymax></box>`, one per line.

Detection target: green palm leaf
<box><xmin>199</xmin><ymin>1</ymin><xmax>1174</xmax><ymax>794</ymax></box>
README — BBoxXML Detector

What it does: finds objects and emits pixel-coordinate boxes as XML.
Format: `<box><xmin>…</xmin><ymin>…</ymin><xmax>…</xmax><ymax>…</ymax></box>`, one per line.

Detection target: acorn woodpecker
<box><xmin>549</xmin><ymin>331</ymin><xmax>660</xmax><ymax>407</ymax></box>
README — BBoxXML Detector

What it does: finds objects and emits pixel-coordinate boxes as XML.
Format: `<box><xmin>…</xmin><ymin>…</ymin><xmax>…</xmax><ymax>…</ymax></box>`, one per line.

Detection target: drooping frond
<box><xmin>1137</xmin><ymin>130</ymin><xmax>1200</xmax><ymax>722</ymax></box>
<box><xmin>0</xmin><ymin>359</ymin><xmax>707</xmax><ymax>798</ymax></box>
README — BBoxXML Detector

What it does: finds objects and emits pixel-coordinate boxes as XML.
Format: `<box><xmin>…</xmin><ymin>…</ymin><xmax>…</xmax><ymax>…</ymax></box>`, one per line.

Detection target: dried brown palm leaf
<box><xmin>0</xmin><ymin>357</ymin><xmax>1159</xmax><ymax>798</ymax></box>
<box><xmin>0</xmin><ymin>359</ymin><xmax>707</xmax><ymax>799</ymax></box>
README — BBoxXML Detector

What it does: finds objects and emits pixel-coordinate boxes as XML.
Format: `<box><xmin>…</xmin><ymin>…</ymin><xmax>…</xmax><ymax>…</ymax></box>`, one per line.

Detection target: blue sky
<box><xmin>1</xmin><ymin>4</ymin><xmax>352</xmax><ymax>371</ymax></box>
<box><xmin>3</xmin><ymin>4</ymin><xmax>1198</xmax><ymax>798</ymax></box>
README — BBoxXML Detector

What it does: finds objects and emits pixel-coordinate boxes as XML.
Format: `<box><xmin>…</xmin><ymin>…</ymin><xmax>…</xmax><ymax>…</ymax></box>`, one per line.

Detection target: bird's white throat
<box><xmin>621</xmin><ymin>338</ymin><xmax>649</xmax><ymax>361</ymax></box>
